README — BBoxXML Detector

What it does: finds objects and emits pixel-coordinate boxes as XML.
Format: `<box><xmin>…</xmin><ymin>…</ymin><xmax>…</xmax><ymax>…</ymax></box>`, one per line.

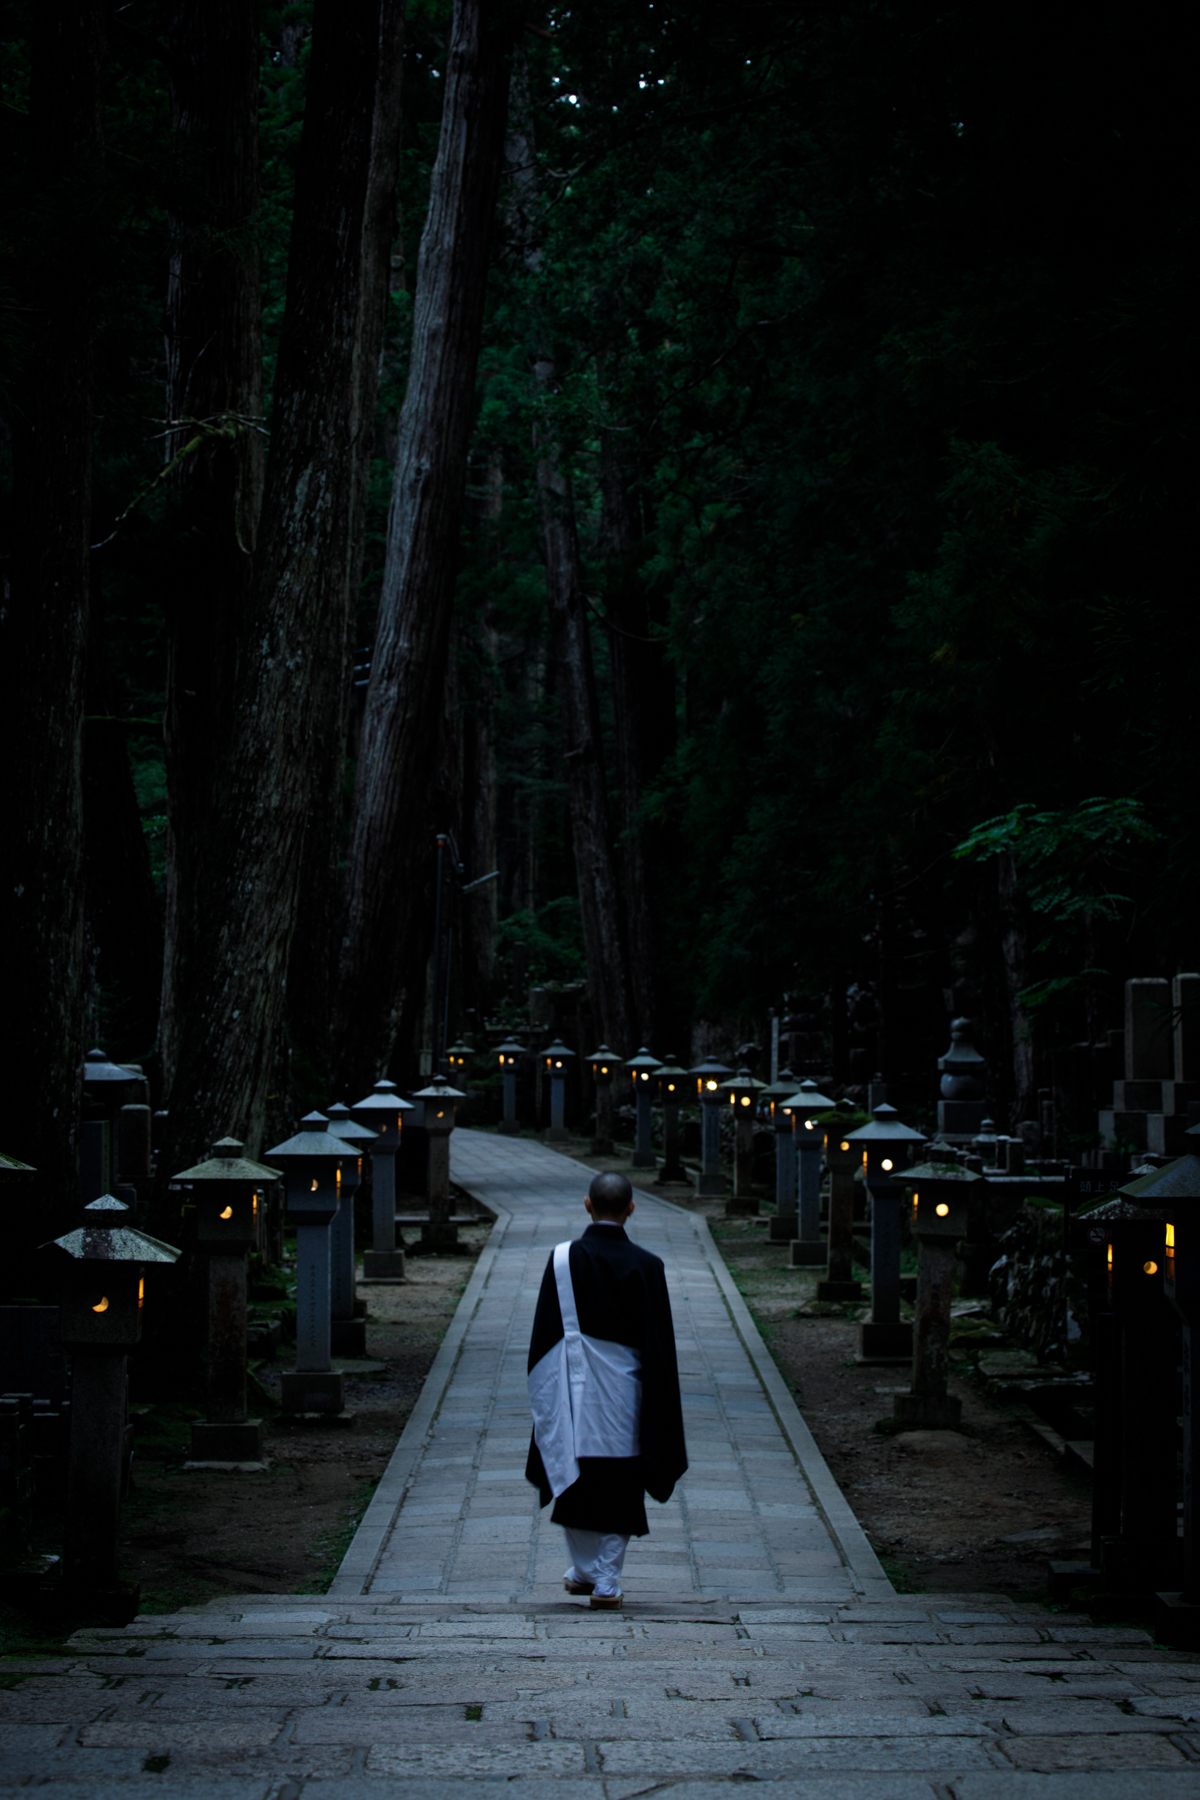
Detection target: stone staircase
<box><xmin>4</xmin><ymin>1591</ymin><xmax>1200</xmax><ymax>1792</ymax></box>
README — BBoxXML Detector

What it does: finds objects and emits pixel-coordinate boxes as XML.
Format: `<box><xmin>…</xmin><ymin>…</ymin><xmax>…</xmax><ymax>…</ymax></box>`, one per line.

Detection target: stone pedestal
<box><xmin>330</xmin><ymin>1176</ymin><xmax>366</xmax><ymax>1355</ymax></box>
<box><xmin>859</xmin><ymin>1178</ymin><xmax>912</xmax><ymax>1362</ymax></box>
<box><xmin>789</xmin><ymin>1139</ymin><xmax>824</xmax><ymax>1265</ymax></box>
<box><xmin>697</xmin><ymin>1104</ymin><xmax>727</xmax><ymax>1197</ymax></box>
<box><xmin>769</xmin><ymin>1129</ymin><xmax>797</xmax><ymax>1242</ymax></box>
<box><xmin>632</xmin><ymin>1088</ymin><xmax>656</xmax><ymax>1169</ymax></box>
<box><xmin>499</xmin><ymin>1069</ymin><xmax>520</xmax><ymax>1135</ymax></box>
<box><xmin>190</xmin><ymin>1249</ymin><xmax>265</xmax><ymax>1462</ymax></box>
<box><xmin>362</xmin><ymin>1147</ymin><xmax>405</xmax><ymax>1283</ymax></box>
<box><xmin>280</xmin><ymin>1368</ymin><xmax>345</xmax><ymax>1416</ymax></box>
<box><xmin>893</xmin><ymin>1236</ymin><xmax>961</xmax><ymax>1429</ymax></box>
<box><xmin>422</xmin><ymin>1132</ymin><xmax>458</xmax><ymax>1251</ymax></box>
<box><xmin>655</xmin><ymin>1098</ymin><xmax>689</xmax><ymax>1185</ymax></box>
<box><xmin>817</xmin><ymin>1147</ymin><xmax>863</xmax><ymax>1301</ymax></box>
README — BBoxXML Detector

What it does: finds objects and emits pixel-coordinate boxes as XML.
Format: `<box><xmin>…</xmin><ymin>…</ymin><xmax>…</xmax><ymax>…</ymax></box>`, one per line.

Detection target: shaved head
<box><xmin>588</xmin><ymin>1171</ymin><xmax>633</xmax><ymax>1217</ymax></box>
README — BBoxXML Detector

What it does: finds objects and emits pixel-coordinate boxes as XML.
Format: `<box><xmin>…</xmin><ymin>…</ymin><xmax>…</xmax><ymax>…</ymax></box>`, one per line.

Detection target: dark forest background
<box><xmin>1</xmin><ymin>0</ymin><xmax>1193</xmax><ymax>1227</ymax></box>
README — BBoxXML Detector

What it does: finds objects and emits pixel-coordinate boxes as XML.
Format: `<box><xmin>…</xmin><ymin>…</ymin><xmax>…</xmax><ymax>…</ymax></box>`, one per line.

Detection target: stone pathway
<box><xmin>3</xmin><ymin>1131</ymin><xmax>1200</xmax><ymax>1794</ymax></box>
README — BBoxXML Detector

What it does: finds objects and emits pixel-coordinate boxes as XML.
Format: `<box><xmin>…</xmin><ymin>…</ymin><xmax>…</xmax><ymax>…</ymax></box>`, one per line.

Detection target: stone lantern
<box><xmin>893</xmin><ymin>1162</ymin><xmax>981</xmax><ymax>1429</ymax></box>
<box><xmin>264</xmin><ymin>1113</ymin><xmax>350</xmax><ymax>1417</ymax></box>
<box><xmin>586</xmin><ymin>1044</ymin><xmax>622</xmax><ymax>1155</ymax></box>
<box><xmin>816</xmin><ymin>1123</ymin><xmax>865</xmax><ymax>1302</ymax></box>
<box><xmin>79</xmin><ymin>1048</ymin><xmax>143</xmax><ymax>1201</ymax></box>
<box><xmin>351</xmin><ymin>1079</ymin><xmax>414</xmax><ymax>1282</ymax></box>
<box><xmin>542</xmin><ymin>1038</ymin><xmax>575</xmax><ymax>1143</ymax></box>
<box><xmin>1119</xmin><ymin>1128</ymin><xmax>1200</xmax><ymax>1639</ymax></box>
<box><xmin>170</xmin><ymin>1139</ymin><xmax>276</xmax><ymax>1464</ymax></box>
<box><xmin>719</xmin><ymin>1067</ymin><xmax>767</xmax><ymax>1214</ymax></box>
<box><xmin>496</xmin><ymin>1038</ymin><xmax>525</xmax><ymax>1135</ymax></box>
<box><xmin>49</xmin><ymin>1196</ymin><xmax>180</xmax><ymax>1616</ymax></box>
<box><xmin>625</xmin><ymin>1048</ymin><xmax>662</xmax><ymax>1170</ymax></box>
<box><xmin>446</xmin><ymin>1040</ymin><xmax>474</xmax><ymax>1082</ymax></box>
<box><xmin>689</xmin><ymin>1057</ymin><xmax>732</xmax><ymax>1197</ymax></box>
<box><xmin>761</xmin><ymin>1069</ymin><xmax>801</xmax><ymax>1236</ymax></box>
<box><xmin>325</xmin><ymin>1104</ymin><xmax>376</xmax><ymax>1355</ymax></box>
<box><xmin>779</xmin><ymin>1079</ymin><xmax>836</xmax><ymax>1261</ymax></box>
<box><xmin>654</xmin><ymin>1057</ymin><xmax>691</xmax><ymax>1186</ymax></box>
<box><xmin>848</xmin><ymin>1104</ymin><xmax>926</xmax><ymax>1361</ymax></box>
<box><xmin>1081</xmin><ymin>1191</ymin><xmax>1179</xmax><ymax>1598</ymax></box>
<box><xmin>412</xmin><ymin>1075</ymin><xmax>467</xmax><ymax>1250</ymax></box>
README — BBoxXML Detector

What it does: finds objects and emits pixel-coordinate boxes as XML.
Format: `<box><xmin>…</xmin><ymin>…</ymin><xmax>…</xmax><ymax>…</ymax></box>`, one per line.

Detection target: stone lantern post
<box><xmin>817</xmin><ymin>1124</ymin><xmax>865</xmax><ymax>1301</ymax></box>
<box><xmin>324</xmin><ymin>1104</ymin><xmax>376</xmax><ymax>1355</ymax></box>
<box><xmin>171</xmin><ymin>1138</ymin><xmax>275</xmax><ymax>1464</ymax></box>
<box><xmin>542</xmin><ymin>1039</ymin><xmax>575</xmax><ymax>1143</ymax></box>
<box><xmin>351</xmin><ymin>1079</ymin><xmax>413</xmax><ymax>1282</ymax></box>
<box><xmin>79</xmin><ymin>1049</ymin><xmax>142</xmax><ymax>1201</ymax></box>
<box><xmin>761</xmin><ymin>1069</ymin><xmax>801</xmax><ymax>1238</ymax></box>
<box><xmin>848</xmin><ymin>1104</ymin><xmax>925</xmax><ymax>1361</ymax></box>
<box><xmin>446</xmin><ymin>1040</ymin><xmax>474</xmax><ymax>1084</ymax></box>
<box><xmin>625</xmin><ymin>1048</ymin><xmax>663</xmax><ymax>1169</ymax></box>
<box><xmin>690</xmin><ymin>1058</ymin><xmax>732</xmax><ymax>1197</ymax></box>
<box><xmin>496</xmin><ymin>1039</ymin><xmax>524</xmax><ymax>1135</ymax></box>
<box><xmin>412</xmin><ymin>1076</ymin><xmax>467</xmax><ymax>1250</ymax></box>
<box><xmin>264</xmin><ymin>1113</ymin><xmax>350</xmax><ymax>1417</ymax></box>
<box><xmin>893</xmin><ymin>1162</ymin><xmax>981</xmax><ymax>1428</ymax></box>
<box><xmin>779</xmin><ymin>1079</ymin><xmax>836</xmax><ymax>1262</ymax></box>
<box><xmin>720</xmin><ymin>1067</ymin><xmax>767</xmax><ymax>1214</ymax></box>
<box><xmin>586</xmin><ymin>1045</ymin><xmax>621</xmax><ymax>1155</ymax></box>
<box><xmin>49</xmin><ymin>1196</ymin><xmax>180</xmax><ymax>1617</ymax></box>
<box><xmin>1118</xmin><ymin>1130</ymin><xmax>1200</xmax><ymax>1640</ymax></box>
<box><xmin>1081</xmin><ymin>1193</ymin><xmax>1179</xmax><ymax>1597</ymax></box>
<box><xmin>654</xmin><ymin>1058</ymin><xmax>691</xmax><ymax>1186</ymax></box>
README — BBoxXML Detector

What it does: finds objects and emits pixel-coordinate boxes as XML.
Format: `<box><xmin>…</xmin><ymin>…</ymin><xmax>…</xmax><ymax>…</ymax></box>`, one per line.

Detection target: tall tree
<box><xmin>0</xmin><ymin>1</ymin><xmax>106</xmax><ymax>1248</ymax></box>
<box><xmin>161</xmin><ymin>0</ymin><xmax>406</xmax><ymax>1169</ymax></box>
<box><xmin>334</xmin><ymin>0</ymin><xmax>517</xmax><ymax>1090</ymax></box>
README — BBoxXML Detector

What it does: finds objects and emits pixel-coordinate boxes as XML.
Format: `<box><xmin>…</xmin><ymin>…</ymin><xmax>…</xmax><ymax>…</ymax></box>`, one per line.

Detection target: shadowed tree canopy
<box><xmin>0</xmin><ymin>0</ymin><xmax>1192</xmax><ymax>1206</ymax></box>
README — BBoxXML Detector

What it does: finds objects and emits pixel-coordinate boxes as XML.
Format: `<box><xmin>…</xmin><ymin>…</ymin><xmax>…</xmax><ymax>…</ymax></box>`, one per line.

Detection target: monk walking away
<box><xmin>525</xmin><ymin>1170</ymin><xmax>687</xmax><ymax>1609</ymax></box>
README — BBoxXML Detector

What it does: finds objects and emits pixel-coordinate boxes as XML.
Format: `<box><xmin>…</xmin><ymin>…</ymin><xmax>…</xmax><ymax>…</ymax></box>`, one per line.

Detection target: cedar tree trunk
<box><xmin>334</xmin><ymin>0</ymin><xmax>515</xmax><ymax>1091</ymax></box>
<box><xmin>0</xmin><ymin>2</ymin><xmax>105</xmax><ymax>1258</ymax></box>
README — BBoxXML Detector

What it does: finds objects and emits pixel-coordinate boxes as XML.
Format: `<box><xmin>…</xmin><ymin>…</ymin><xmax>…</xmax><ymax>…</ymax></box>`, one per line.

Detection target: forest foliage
<box><xmin>0</xmin><ymin>0</ymin><xmax>1192</xmax><ymax>1195</ymax></box>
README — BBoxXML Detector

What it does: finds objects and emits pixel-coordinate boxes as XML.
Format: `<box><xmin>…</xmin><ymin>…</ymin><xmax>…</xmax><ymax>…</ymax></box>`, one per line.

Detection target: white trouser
<box><xmin>563</xmin><ymin>1527</ymin><xmax>630</xmax><ymax>1597</ymax></box>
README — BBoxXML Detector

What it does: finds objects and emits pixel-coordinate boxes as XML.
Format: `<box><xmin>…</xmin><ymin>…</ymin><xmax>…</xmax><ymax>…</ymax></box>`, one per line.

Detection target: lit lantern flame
<box><xmin>1166</xmin><ymin>1221</ymin><xmax>1176</xmax><ymax>1283</ymax></box>
<box><xmin>436</xmin><ymin>1109</ymin><xmax>446</xmax><ymax>1120</ymax></box>
<box><xmin>705</xmin><ymin>1079</ymin><xmax>718</xmax><ymax>1093</ymax></box>
<box><xmin>92</xmin><ymin>1295</ymin><xmax>110</xmax><ymax>1314</ymax></box>
<box><xmin>600</xmin><ymin>1065</ymin><xmax>609</xmax><ymax>1077</ymax></box>
<box><xmin>740</xmin><ymin>1094</ymin><xmax>752</xmax><ymax>1108</ymax></box>
<box><xmin>137</xmin><ymin>1276</ymin><xmax>145</xmax><ymax>1309</ymax></box>
<box><xmin>310</xmin><ymin>1177</ymin><xmax>319</xmax><ymax>1193</ymax></box>
<box><xmin>881</xmin><ymin>1157</ymin><xmax>894</xmax><ymax>1172</ymax></box>
<box><xmin>840</xmin><ymin>1140</ymin><xmax>850</xmax><ymax>1153</ymax></box>
<box><xmin>252</xmin><ymin>1193</ymin><xmax>259</xmax><ymax>1216</ymax></box>
<box><xmin>935</xmin><ymin>1201</ymin><xmax>950</xmax><ymax>1218</ymax></box>
<box><xmin>1143</xmin><ymin>1259</ymin><xmax>1159</xmax><ymax>1277</ymax></box>
<box><xmin>804</xmin><ymin>1118</ymin><xmax>816</xmax><ymax>1131</ymax></box>
<box><xmin>219</xmin><ymin>1204</ymin><xmax>234</xmax><ymax>1221</ymax></box>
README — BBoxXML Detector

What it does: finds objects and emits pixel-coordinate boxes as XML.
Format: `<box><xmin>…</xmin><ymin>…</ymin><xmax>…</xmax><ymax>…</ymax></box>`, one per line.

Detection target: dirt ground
<box><xmin>112</xmin><ymin>1221</ymin><xmax>493</xmax><ymax>1616</ymax></box>
<box><xmin>12</xmin><ymin>1144</ymin><xmax>1094</xmax><ymax>1628</ymax></box>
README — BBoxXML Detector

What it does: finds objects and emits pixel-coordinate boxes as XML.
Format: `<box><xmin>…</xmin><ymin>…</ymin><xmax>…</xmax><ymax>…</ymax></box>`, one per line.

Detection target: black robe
<box><xmin>525</xmin><ymin>1221</ymin><xmax>688</xmax><ymax>1536</ymax></box>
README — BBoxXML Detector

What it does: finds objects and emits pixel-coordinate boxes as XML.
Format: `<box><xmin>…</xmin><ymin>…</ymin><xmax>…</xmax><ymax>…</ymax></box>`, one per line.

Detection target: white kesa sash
<box><xmin>528</xmin><ymin>1240</ymin><xmax>643</xmax><ymax>1498</ymax></box>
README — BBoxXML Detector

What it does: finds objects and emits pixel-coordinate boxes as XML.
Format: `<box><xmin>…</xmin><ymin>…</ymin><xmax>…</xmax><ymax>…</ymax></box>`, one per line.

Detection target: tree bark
<box><xmin>997</xmin><ymin>850</ymin><xmax>1037</xmax><ymax>1124</ymax></box>
<box><xmin>506</xmin><ymin>50</ymin><xmax>633</xmax><ymax>1053</ymax></box>
<box><xmin>159</xmin><ymin>0</ymin><xmax>264</xmax><ymax>1096</ymax></box>
<box><xmin>599</xmin><ymin>425</ymin><xmax>667</xmax><ymax>1047</ymax></box>
<box><xmin>334</xmin><ymin>0</ymin><xmax>516</xmax><ymax>1092</ymax></box>
<box><xmin>0</xmin><ymin>2</ymin><xmax>105</xmax><ymax>1254</ymax></box>
<box><xmin>161</xmin><ymin>1</ymin><xmax>406</xmax><ymax>1172</ymax></box>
